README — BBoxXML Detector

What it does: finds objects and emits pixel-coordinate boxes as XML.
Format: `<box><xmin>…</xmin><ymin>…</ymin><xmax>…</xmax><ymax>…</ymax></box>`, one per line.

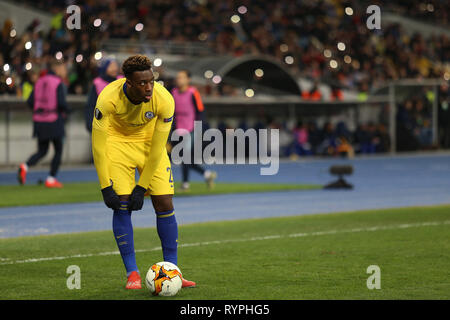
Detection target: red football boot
<box><xmin>45</xmin><ymin>177</ymin><xmax>63</xmax><ymax>188</ymax></box>
<box><xmin>126</xmin><ymin>271</ymin><xmax>142</xmax><ymax>290</ymax></box>
<box><xmin>181</xmin><ymin>277</ymin><xmax>196</xmax><ymax>288</ymax></box>
<box><xmin>17</xmin><ymin>163</ymin><xmax>28</xmax><ymax>185</ymax></box>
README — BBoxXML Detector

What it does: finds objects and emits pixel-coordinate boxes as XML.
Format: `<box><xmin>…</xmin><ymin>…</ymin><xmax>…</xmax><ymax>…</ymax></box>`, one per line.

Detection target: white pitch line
<box><xmin>1</xmin><ymin>220</ymin><xmax>449</xmax><ymax>266</ymax></box>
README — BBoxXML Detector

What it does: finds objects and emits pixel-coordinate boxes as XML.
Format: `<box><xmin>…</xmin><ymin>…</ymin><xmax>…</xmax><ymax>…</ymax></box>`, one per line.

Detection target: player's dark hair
<box><xmin>122</xmin><ymin>55</ymin><xmax>152</xmax><ymax>79</ymax></box>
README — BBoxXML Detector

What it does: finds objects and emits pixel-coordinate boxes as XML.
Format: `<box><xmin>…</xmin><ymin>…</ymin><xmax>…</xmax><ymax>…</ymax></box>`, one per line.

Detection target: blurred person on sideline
<box><xmin>171</xmin><ymin>70</ymin><xmax>217</xmax><ymax>191</ymax></box>
<box><xmin>291</xmin><ymin>121</ymin><xmax>312</xmax><ymax>157</ymax></box>
<box><xmin>279</xmin><ymin>122</ymin><xmax>294</xmax><ymax>158</ymax></box>
<box><xmin>307</xmin><ymin>121</ymin><xmax>322</xmax><ymax>155</ymax></box>
<box><xmin>21</xmin><ymin>71</ymin><xmax>39</xmax><ymax>101</ymax></box>
<box><xmin>335</xmin><ymin>121</ymin><xmax>354</xmax><ymax>158</ymax></box>
<box><xmin>85</xmin><ymin>59</ymin><xmax>121</xmax><ymax>132</ymax></box>
<box><xmin>354</xmin><ymin>123</ymin><xmax>374</xmax><ymax>154</ymax></box>
<box><xmin>317</xmin><ymin>122</ymin><xmax>338</xmax><ymax>155</ymax></box>
<box><xmin>17</xmin><ymin>59</ymin><xmax>69</xmax><ymax>188</ymax></box>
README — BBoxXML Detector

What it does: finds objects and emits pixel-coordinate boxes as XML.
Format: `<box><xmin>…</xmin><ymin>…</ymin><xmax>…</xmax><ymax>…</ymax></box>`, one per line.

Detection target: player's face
<box><xmin>54</xmin><ymin>64</ymin><xmax>67</xmax><ymax>79</ymax></box>
<box><xmin>175</xmin><ymin>71</ymin><xmax>189</xmax><ymax>89</ymax></box>
<box><xmin>106</xmin><ymin>61</ymin><xmax>119</xmax><ymax>78</ymax></box>
<box><xmin>127</xmin><ymin>70</ymin><xmax>155</xmax><ymax>103</ymax></box>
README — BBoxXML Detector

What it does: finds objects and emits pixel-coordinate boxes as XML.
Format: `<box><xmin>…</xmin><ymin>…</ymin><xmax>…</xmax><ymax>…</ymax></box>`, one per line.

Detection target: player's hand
<box><xmin>128</xmin><ymin>185</ymin><xmax>147</xmax><ymax>211</ymax></box>
<box><xmin>101</xmin><ymin>186</ymin><xmax>121</xmax><ymax>210</ymax></box>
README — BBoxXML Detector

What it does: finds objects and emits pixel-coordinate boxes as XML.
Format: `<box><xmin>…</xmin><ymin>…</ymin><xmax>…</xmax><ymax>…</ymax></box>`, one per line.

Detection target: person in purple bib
<box><xmin>17</xmin><ymin>59</ymin><xmax>69</xmax><ymax>188</ymax></box>
<box><xmin>171</xmin><ymin>70</ymin><xmax>217</xmax><ymax>191</ymax></box>
<box><xmin>85</xmin><ymin>59</ymin><xmax>121</xmax><ymax>132</ymax></box>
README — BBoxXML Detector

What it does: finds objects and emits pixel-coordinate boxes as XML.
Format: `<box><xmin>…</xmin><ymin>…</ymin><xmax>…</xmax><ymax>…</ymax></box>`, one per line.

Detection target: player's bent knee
<box><xmin>151</xmin><ymin>194</ymin><xmax>173</xmax><ymax>213</ymax></box>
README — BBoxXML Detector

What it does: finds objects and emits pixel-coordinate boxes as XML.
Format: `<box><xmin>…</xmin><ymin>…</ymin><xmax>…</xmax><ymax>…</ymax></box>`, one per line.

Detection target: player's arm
<box><xmin>192</xmin><ymin>87</ymin><xmax>205</xmax><ymax>121</ymax></box>
<box><xmin>85</xmin><ymin>85</ymin><xmax>98</xmax><ymax>132</ymax></box>
<box><xmin>129</xmin><ymin>98</ymin><xmax>174</xmax><ymax>210</ymax></box>
<box><xmin>91</xmin><ymin>101</ymin><xmax>121</xmax><ymax>210</ymax></box>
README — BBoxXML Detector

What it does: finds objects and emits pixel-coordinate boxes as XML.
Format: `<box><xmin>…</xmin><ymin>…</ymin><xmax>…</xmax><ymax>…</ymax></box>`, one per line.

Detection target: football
<box><xmin>145</xmin><ymin>261</ymin><xmax>183</xmax><ymax>296</ymax></box>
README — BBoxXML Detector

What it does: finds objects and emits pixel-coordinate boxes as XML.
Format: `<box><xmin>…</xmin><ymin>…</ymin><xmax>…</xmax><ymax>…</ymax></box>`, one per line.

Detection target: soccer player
<box><xmin>171</xmin><ymin>70</ymin><xmax>217</xmax><ymax>191</ymax></box>
<box><xmin>91</xmin><ymin>55</ymin><xmax>196</xmax><ymax>290</ymax></box>
<box><xmin>18</xmin><ymin>59</ymin><xmax>69</xmax><ymax>188</ymax></box>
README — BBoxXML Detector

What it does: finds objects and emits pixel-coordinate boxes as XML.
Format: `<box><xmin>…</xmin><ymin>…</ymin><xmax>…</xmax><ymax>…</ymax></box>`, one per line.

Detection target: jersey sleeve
<box><xmin>85</xmin><ymin>84</ymin><xmax>98</xmax><ymax>132</ymax></box>
<box><xmin>192</xmin><ymin>88</ymin><xmax>204</xmax><ymax>112</ymax></box>
<box><xmin>91</xmin><ymin>99</ymin><xmax>115</xmax><ymax>189</ymax></box>
<box><xmin>192</xmin><ymin>88</ymin><xmax>205</xmax><ymax>121</ymax></box>
<box><xmin>137</xmin><ymin>94</ymin><xmax>175</xmax><ymax>189</ymax></box>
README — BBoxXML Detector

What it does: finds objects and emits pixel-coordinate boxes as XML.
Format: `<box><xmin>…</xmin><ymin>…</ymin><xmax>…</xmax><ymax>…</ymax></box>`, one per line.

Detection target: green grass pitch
<box><xmin>1</xmin><ymin>205</ymin><xmax>449</xmax><ymax>299</ymax></box>
<box><xmin>0</xmin><ymin>182</ymin><xmax>320</xmax><ymax>207</ymax></box>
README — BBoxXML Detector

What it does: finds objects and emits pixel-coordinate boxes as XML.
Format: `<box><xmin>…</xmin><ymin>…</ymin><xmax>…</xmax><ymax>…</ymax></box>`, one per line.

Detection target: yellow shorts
<box><xmin>106</xmin><ymin>140</ymin><xmax>174</xmax><ymax>196</ymax></box>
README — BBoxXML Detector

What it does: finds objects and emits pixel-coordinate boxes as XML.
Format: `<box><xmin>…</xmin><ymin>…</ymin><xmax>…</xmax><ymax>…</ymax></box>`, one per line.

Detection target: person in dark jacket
<box><xmin>17</xmin><ymin>59</ymin><xmax>69</xmax><ymax>188</ymax></box>
<box><xmin>85</xmin><ymin>59</ymin><xmax>120</xmax><ymax>132</ymax></box>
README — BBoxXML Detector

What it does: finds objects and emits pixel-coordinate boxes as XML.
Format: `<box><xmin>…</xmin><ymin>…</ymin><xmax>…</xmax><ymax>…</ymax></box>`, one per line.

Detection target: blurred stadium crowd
<box><xmin>379</xmin><ymin>0</ymin><xmax>448</xmax><ymax>26</ymax></box>
<box><xmin>0</xmin><ymin>0</ymin><xmax>449</xmax><ymax>155</ymax></box>
<box><xmin>238</xmin><ymin>118</ymin><xmax>391</xmax><ymax>159</ymax></box>
<box><xmin>1</xmin><ymin>0</ymin><xmax>449</xmax><ymax>96</ymax></box>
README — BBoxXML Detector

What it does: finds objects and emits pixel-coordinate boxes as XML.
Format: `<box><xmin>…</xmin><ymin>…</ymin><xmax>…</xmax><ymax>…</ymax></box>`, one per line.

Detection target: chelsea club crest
<box><xmin>145</xmin><ymin>111</ymin><xmax>154</xmax><ymax>119</ymax></box>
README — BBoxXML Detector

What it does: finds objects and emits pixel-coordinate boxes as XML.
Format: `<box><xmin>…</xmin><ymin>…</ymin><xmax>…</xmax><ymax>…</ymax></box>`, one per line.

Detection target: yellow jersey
<box><xmin>92</xmin><ymin>78</ymin><xmax>174</xmax><ymax>190</ymax></box>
